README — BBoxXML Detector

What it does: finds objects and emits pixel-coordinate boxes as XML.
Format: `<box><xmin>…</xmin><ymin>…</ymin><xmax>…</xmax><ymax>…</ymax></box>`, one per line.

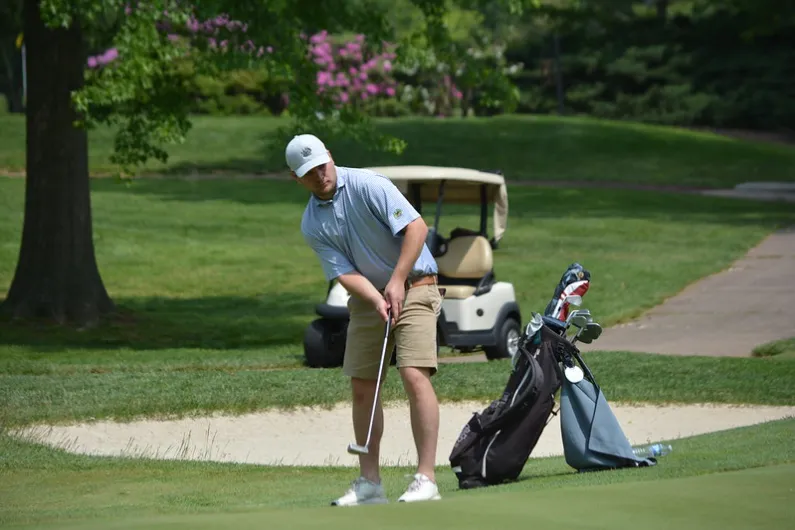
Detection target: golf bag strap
<box><xmin>476</xmin><ymin>348</ymin><xmax>545</xmax><ymax>434</ymax></box>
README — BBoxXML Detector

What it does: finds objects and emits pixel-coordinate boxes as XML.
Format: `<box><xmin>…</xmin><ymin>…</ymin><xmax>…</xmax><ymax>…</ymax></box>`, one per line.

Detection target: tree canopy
<box><xmin>32</xmin><ymin>0</ymin><xmax>537</xmax><ymax>174</ymax></box>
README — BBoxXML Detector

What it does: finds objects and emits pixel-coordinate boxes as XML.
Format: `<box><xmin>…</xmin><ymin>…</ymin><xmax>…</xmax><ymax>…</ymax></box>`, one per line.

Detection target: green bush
<box><xmin>364</xmin><ymin>97</ymin><xmax>413</xmax><ymax>118</ymax></box>
<box><xmin>184</xmin><ymin>63</ymin><xmax>289</xmax><ymax>116</ymax></box>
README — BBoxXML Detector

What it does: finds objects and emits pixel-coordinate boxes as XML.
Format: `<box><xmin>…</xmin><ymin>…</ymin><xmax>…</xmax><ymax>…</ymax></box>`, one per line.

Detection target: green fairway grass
<box><xmin>30</xmin><ymin>465</ymin><xmax>794</xmax><ymax>530</ymax></box>
<box><xmin>2</xmin><ymin>419</ymin><xmax>794</xmax><ymax>528</ymax></box>
<box><xmin>2</xmin><ymin>176</ymin><xmax>793</xmax><ymax>356</ymax></box>
<box><xmin>1</xmin><ymin>114</ymin><xmax>793</xmax><ymax>187</ymax></box>
<box><xmin>2</xmin><ymin>113</ymin><xmax>794</xmax><ymax>530</ymax></box>
<box><xmin>2</xmin><ymin>175</ymin><xmax>795</xmax><ymax>425</ymax></box>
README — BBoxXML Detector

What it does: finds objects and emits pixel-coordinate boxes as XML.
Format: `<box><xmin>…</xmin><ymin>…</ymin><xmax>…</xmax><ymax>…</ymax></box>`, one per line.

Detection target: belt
<box><xmin>404</xmin><ymin>274</ymin><xmax>438</xmax><ymax>290</ymax></box>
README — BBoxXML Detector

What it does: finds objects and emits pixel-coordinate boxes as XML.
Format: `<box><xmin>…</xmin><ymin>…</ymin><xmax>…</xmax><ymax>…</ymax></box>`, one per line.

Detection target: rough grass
<box><xmin>753</xmin><ymin>337</ymin><xmax>795</xmax><ymax>359</ymax></box>
<box><xmin>2</xmin><ymin>351</ymin><xmax>794</xmax><ymax>427</ymax></box>
<box><xmin>1</xmin><ymin>114</ymin><xmax>793</xmax><ymax>187</ymax></box>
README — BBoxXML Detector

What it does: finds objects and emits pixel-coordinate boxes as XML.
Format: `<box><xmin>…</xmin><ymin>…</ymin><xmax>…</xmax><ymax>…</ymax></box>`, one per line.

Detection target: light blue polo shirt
<box><xmin>301</xmin><ymin>166</ymin><xmax>438</xmax><ymax>291</ymax></box>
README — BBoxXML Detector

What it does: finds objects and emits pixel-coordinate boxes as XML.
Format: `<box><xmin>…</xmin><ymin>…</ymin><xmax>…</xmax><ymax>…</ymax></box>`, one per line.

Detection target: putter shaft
<box><xmin>347</xmin><ymin>310</ymin><xmax>392</xmax><ymax>455</ymax></box>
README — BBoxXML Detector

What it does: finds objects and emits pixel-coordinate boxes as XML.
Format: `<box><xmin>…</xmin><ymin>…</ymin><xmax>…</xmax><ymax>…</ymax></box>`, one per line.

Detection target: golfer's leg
<box><xmin>395</xmin><ymin>284</ymin><xmax>443</xmax><ymax>481</ymax></box>
<box><xmin>343</xmin><ymin>296</ymin><xmax>394</xmax><ymax>484</ymax></box>
<box><xmin>351</xmin><ymin>377</ymin><xmax>384</xmax><ymax>482</ymax></box>
<box><xmin>399</xmin><ymin>366</ymin><xmax>439</xmax><ymax>480</ymax></box>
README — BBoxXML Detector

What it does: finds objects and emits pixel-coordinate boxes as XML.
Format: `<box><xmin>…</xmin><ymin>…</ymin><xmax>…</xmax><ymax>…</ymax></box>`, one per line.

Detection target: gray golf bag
<box><xmin>551</xmin><ymin>320</ymin><xmax>658</xmax><ymax>472</ymax></box>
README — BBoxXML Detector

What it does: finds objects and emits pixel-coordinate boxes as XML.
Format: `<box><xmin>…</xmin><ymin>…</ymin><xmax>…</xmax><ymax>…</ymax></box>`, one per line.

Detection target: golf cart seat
<box><xmin>436</xmin><ymin>234</ymin><xmax>495</xmax><ymax>299</ymax></box>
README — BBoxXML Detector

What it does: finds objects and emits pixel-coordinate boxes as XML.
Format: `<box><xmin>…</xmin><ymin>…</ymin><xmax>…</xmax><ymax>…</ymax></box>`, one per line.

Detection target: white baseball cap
<box><xmin>285</xmin><ymin>134</ymin><xmax>331</xmax><ymax>177</ymax></box>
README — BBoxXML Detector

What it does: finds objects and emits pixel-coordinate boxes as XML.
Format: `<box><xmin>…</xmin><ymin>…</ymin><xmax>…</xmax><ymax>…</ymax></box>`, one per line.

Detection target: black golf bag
<box><xmin>448</xmin><ymin>325</ymin><xmax>578</xmax><ymax>489</ymax></box>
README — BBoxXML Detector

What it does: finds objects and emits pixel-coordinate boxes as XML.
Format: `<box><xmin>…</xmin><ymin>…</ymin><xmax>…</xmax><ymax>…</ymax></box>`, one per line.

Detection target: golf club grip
<box><xmin>363</xmin><ymin>310</ymin><xmax>392</xmax><ymax>447</ymax></box>
<box><xmin>571</xmin><ymin>348</ymin><xmax>598</xmax><ymax>387</ymax></box>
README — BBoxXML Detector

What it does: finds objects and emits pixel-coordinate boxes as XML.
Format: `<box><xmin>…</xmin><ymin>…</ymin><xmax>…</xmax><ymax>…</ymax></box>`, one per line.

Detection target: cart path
<box><xmin>442</xmin><ymin>224</ymin><xmax>795</xmax><ymax>362</ymax></box>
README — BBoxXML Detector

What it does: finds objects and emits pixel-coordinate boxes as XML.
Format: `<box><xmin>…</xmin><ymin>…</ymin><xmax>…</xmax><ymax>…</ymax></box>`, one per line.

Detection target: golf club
<box><xmin>347</xmin><ymin>309</ymin><xmax>392</xmax><ymax>456</ymax></box>
<box><xmin>566</xmin><ymin>314</ymin><xmax>589</xmax><ymax>340</ymax></box>
<box><xmin>575</xmin><ymin>321</ymin><xmax>603</xmax><ymax>344</ymax></box>
<box><xmin>566</xmin><ymin>308</ymin><xmax>591</xmax><ymax>326</ymax></box>
<box><xmin>565</xmin><ymin>294</ymin><xmax>583</xmax><ymax>307</ymax></box>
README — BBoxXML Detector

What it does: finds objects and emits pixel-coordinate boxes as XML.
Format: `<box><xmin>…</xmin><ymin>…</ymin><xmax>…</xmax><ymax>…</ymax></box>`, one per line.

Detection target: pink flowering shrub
<box><xmin>85</xmin><ymin>7</ymin><xmax>514</xmax><ymax>119</ymax></box>
<box><xmin>86</xmin><ymin>7</ymin><xmax>273</xmax><ymax>69</ymax></box>
<box><xmin>307</xmin><ymin>30</ymin><xmax>400</xmax><ymax>113</ymax></box>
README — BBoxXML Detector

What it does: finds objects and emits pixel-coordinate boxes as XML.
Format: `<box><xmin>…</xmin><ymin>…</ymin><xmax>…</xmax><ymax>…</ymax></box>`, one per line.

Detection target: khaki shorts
<box><xmin>343</xmin><ymin>283</ymin><xmax>444</xmax><ymax>380</ymax></box>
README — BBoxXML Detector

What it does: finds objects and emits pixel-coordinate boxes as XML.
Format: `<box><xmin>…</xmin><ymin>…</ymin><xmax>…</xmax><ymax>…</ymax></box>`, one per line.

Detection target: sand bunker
<box><xmin>15</xmin><ymin>401</ymin><xmax>795</xmax><ymax>467</ymax></box>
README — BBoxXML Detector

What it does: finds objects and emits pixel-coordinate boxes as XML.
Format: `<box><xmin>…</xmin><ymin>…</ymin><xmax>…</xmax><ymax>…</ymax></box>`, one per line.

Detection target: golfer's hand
<box><xmin>383</xmin><ymin>279</ymin><xmax>405</xmax><ymax>324</ymax></box>
<box><xmin>372</xmin><ymin>296</ymin><xmax>391</xmax><ymax>324</ymax></box>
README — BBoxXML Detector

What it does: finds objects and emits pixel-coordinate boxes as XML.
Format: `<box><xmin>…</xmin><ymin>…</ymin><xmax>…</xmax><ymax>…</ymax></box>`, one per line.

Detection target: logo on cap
<box><xmin>301</xmin><ymin>147</ymin><xmax>312</xmax><ymax>157</ymax></box>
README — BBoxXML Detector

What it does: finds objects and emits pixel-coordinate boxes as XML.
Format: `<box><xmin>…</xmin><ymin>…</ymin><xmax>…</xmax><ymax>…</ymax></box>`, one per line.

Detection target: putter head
<box><xmin>347</xmin><ymin>443</ymin><xmax>369</xmax><ymax>455</ymax></box>
<box><xmin>577</xmin><ymin>322</ymin><xmax>603</xmax><ymax>344</ymax></box>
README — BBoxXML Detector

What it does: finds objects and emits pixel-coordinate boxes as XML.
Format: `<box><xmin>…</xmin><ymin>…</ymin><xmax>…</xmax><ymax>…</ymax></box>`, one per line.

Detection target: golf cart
<box><xmin>303</xmin><ymin>165</ymin><xmax>522</xmax><ymax>368</ymax></box>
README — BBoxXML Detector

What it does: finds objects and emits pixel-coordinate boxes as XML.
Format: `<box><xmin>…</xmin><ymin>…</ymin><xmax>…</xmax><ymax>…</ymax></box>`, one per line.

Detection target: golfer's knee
<box><xmin>399</xmin><ymin>366</ymin><xmax>432</xmax><ymax>393</ymax></box>
<box><xmin>351</xmin><ymin>377</ymin><xmax>378</xmax><ymax>405</ymax></box>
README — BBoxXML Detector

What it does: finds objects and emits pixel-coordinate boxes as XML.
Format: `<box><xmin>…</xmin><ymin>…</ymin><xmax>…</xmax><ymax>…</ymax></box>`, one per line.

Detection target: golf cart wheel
<box><xmin>304</xmin><ymin>319</ymin><xmax>346</xmax><ymax>368</ymax></box>
<box><xmin>484</xmin><ymin>317</ymin><xmax>521</xmax><ymax>360</ymax></box>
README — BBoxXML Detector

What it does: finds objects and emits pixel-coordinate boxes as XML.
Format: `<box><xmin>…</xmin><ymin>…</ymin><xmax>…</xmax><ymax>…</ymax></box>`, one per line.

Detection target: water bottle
<box><xmin>632</xmin><ymin>443</ymin><xmax>672</xmax><ymax>458</ymax></box>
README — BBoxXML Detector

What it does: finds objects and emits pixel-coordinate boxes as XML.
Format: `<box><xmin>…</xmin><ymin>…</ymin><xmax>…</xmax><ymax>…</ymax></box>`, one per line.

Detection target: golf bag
<box><xmin>448</xmin><ymin>325</ymin><xmax>577</xmax><ymax>489</ymax></box>
<box><xmin>544</xmin><ymin>262</ymin><xmax>591</xmax><ymax>322</ymax></box>
<box><xmin>555</xmin><ymin>339</ymin><xmax>658</xmax><ymax>472</ymax></box>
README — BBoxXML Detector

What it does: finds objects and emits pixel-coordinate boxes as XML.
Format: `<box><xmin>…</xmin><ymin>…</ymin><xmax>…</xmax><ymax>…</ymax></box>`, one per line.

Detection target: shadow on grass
<box><xmin>153</xmin><ymin>158</ymin><xmax>280</xmax><ymax>176</ymax></box>
<box><xmin>0</xmin><ymin>292</ymin><xmax>320</xmax><ymax>351</ymax></box>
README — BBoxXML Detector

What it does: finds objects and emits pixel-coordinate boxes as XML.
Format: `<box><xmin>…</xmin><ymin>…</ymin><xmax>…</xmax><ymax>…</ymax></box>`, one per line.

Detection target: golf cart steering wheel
<box><xmin>425</xmin><ymin>228</ymin><xmax>448</xmax><ymax>257</ymax></box>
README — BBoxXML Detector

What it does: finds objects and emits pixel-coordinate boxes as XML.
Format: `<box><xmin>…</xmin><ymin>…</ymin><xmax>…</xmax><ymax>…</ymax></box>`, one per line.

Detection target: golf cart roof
<box><xmin>365</xmin><ymin>165</ymin><xmax>508</xmax><ymax>242</ymax></box>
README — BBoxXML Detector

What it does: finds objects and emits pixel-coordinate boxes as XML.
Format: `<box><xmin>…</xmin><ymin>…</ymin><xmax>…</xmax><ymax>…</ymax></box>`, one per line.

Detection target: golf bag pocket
<box><xmin>449</xmin><ymin>326</ymin><xmax>566</xmax><ymax>489</ymax></box>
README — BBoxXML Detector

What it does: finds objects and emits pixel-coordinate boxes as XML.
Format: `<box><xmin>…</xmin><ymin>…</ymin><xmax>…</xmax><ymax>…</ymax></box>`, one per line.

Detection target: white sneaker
<box><xmin>330</xmin><ymin>477</ymin><xmax>388</xmax><ymax>507</ymax></box>
<box><xmin>398</xmin><ymin>473</ymin><xmax>442</xmax><ymax>503</ymax></box>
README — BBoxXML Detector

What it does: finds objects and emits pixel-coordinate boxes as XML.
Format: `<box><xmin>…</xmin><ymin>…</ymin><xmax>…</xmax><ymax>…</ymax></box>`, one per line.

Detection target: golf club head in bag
<box><xmin>566</xmin><ymin>314</ymin><xmax>589</xmax><ymax>339</ymax></box>
<box><xmin>566</xmin><ymin>308</ymin><xmax>591</xmax><ymax>326</ymax></box>
<box><xmin>574</xmin><ymin>322</ymin><xmax>603</xmax><ymax>344</ymax></box>
<box><xmin>544</xmin><ymin>263</ymin><xmax>591</xmax><ymax>322</ymax></box>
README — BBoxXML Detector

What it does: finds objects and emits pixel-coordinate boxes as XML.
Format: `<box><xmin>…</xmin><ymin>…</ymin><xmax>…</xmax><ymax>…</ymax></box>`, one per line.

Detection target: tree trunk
<box><xmin>0</xmin><ymin>0</ymin><xmax>114</xmax><ymax>327</ymax></box>
<box><xmin>657</xmin><ymin>0</ymin><xmax>669</xmax><ymax>21</ymax></box>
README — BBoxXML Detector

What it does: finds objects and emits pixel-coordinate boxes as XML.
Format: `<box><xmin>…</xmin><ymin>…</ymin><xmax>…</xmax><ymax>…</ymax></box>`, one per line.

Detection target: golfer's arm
<box><xmin>337</xmin><ymin>272</ymin><xmax>383</xmax><ymax>305</ymax></box>
<box><xmin>390</xmin><ymin>217</ymin><xmax>428</xmax><ymax>284</ymax></box>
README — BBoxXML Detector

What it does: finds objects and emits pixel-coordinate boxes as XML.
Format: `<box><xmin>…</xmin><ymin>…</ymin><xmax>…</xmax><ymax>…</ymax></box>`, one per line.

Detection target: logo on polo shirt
<box><xmin>393</xmin><ymin>208</ymin><xmax>402</xmax><ymax>219</ymax></box>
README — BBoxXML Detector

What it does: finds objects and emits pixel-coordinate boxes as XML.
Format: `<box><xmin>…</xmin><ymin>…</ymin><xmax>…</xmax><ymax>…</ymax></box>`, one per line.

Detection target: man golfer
<box><xmin>286</xmin><ymin>133</ymin><xmax>443</xmax><ymax>505</ymax></box>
